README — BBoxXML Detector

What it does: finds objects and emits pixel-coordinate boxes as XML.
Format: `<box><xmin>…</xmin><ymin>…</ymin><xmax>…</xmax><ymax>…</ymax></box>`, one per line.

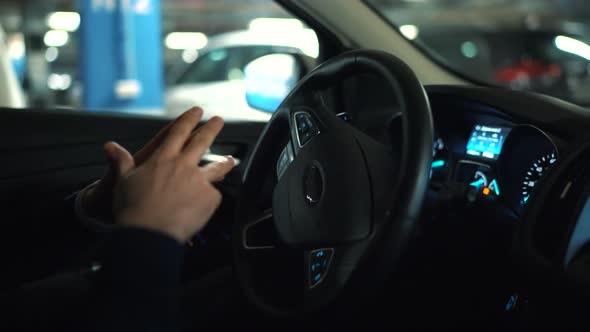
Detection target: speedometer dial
<box><xmin>521</xmin><ymin>152</ymin><xmax>558</xmax><ymax>205</ymax></box>
<box><xmin>497</xmin><ymin>125</ymin><xmax>559</xmax><ymax>214</ymax></box>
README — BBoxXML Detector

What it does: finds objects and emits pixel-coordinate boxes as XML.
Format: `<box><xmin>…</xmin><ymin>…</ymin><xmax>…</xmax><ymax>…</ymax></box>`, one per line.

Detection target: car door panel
<box><xmin>0</xmin><ymin>107</ymin><xmax>264</xmax><ymax>284</ymax></box>
<box><xmin>0</xmin><ymin>107</ymin><xmax>264</xmax><ymax>196</ymax></box>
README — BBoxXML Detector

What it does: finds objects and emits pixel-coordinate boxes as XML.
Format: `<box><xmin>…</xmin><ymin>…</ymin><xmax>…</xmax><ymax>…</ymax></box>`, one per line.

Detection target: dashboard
<box><xmin>412</xmin><ymin>86</ymin><xmax>590</xmax><ymax>327</ymax></box>
<box><xmin>425</xmin><ymin>92</ymin><xmax>567</xmax><ymax>217</ymax></box>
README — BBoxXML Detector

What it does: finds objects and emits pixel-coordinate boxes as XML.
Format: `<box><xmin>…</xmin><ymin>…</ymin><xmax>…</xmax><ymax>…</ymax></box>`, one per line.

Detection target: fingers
<box><xmin>183</xmin><ymin>116</ymin><xmax>225</xmax><ymax>164</ymax></box>
<box><xmin>134</xmin><ymin>118</ymin><xmax>176</xmax><ymax>165</ymax></box>
<box><xmin>156</xmin><ymin>108</ymin><xmax>204</xmax><ymax>159</ymax></box>
<box><xmin>200</xmin><ymin>156</ymin><xmax>236</xmax><ymax>182</ymax></box>
<box><xmin>104</xmin><ymin>142</ymin><xmax>135</xmax><ymax>176</ymax></box>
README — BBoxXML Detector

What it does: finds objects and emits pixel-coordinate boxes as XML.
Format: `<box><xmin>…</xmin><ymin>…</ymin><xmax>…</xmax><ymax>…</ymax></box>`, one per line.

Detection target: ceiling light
<box><xmin>165</xmin><ymin>32</ymin><xmax>207</xmax><ymax>50</ymax></box>
<box><xmin>399</xmin><ymin>25</ymin><xmax>419</xmax><ymax>40</ymax></box>
<box><xmin>555</xmin><ymin>35</ymin><xmax>590</xmax><ymax>60</ymax></box>
<box><xmin>46</xmin><ymin>12</ymin><xmax>80</xmax><ymax>32</ymax></box>
<box><xmin>45</xmin><ymin>47</ymin><xmax>59</xmax><ymax>62</ymax></box>
<box><xmin>44</xmin><ymin>30</ymin><xmax>69</xmax><ymax>47</ymax></box>
<box><xmin>47</xmin><ymin>73</ymin><xmax>72</xmax><ymax>90</ymax></box>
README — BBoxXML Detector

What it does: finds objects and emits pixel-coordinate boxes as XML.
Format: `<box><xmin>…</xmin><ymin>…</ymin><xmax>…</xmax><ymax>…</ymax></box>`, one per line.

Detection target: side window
<box><xmin>0</xmin><ymin>0</ymin><xmax>319</xmax><ymax>121</ymax></box>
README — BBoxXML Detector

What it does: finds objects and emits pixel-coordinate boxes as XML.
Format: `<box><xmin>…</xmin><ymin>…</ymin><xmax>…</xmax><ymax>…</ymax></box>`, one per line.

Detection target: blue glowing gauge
<box><xmin>430</xmin><ymin>137</ymin><xmax>448</xmax><ymax>181</ymax></box>
<box><xmin>521</xmin><ymin>152</ymin><xmax>558</xmax><ymax>205</ymax></box>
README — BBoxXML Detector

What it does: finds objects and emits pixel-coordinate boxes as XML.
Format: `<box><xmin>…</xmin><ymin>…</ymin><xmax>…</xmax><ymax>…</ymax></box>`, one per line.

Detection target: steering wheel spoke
<box><xmin>241</xmin><ymin>210</ymin><xmax>279</xmax><ymax>251</ymax></box>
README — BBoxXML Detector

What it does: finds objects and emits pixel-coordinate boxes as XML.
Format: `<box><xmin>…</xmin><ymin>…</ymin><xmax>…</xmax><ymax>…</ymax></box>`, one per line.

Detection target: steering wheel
<box><xmin>233</xmin><ymin>50</ymin><xmax>434</xmax><ymax>317</ymax></box>
<box><xmin>513</xmin><ymin>138</ymin><xmax>590</xmax><ymax>326</ymax></box>
<box><xmin>516</xmin><ymin>139</ymin><xmax>590</xmax><ymax>295</ymax></box>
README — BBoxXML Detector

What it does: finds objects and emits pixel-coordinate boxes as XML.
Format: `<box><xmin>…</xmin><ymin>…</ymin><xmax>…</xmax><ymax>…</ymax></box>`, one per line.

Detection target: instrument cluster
<box><xmin>431</xmin><ymin>112</ymin><xmax>559</xmax><ymax>215</ymax></box>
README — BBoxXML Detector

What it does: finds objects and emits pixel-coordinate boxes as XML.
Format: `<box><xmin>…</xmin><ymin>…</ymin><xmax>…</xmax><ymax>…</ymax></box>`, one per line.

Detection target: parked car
<box><xmin>165</xmin><ymin>29</ymin><xmax>318</xmax><ymax>121</ymax></box>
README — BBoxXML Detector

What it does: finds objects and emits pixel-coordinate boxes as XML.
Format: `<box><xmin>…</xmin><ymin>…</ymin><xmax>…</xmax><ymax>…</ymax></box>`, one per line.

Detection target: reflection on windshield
<box><xmin>367</xmin><ymin>0</ymin><xmax>590</xmax><ymax>106</ymax></box>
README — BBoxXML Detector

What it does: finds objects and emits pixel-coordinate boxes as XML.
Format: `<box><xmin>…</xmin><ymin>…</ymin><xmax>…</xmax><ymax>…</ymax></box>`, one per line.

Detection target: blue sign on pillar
<box><xmin>80</xmin><ymin>0</ymin><xmax>163</xmax><ymax>115</ymax></box>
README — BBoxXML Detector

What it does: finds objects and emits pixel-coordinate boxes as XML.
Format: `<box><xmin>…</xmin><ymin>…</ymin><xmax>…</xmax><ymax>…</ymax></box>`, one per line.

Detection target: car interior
<box><xmin>2</xmin><ymin>0</ymin><xmax>590</xmax><ymax>330</ymax></box>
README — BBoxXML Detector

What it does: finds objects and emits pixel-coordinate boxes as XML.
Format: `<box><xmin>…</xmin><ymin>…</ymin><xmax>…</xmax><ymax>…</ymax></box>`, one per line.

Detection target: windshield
<box><xmin>366</xmin><ymin>0</ymin><xmax>590</xmax><ymax>106</ymax></box>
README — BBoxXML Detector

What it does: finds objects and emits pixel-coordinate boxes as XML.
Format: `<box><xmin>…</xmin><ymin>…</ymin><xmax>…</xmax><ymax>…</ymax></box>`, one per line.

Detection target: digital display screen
<box><xmin>466</xmin><ymin>125</ymin><xmax>511</xmax><ymax>160</ymax></box>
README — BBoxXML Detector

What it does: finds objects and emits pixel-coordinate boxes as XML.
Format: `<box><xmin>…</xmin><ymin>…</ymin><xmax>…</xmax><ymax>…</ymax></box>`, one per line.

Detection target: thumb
<box><xmin>104</xmin><ymin>141</ymin><xmax>135</xmax><ymax>176</ymax></box>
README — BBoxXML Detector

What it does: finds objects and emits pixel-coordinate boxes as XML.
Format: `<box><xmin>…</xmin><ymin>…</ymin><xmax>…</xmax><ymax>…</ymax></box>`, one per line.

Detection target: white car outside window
<box><xmin>165</xmin><ymin>28</ymin><xmax>318</xmax><ymax>122</ymax></box>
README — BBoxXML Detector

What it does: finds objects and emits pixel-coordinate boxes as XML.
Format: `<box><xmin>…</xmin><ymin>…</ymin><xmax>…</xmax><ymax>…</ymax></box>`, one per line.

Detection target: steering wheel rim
<box><xmin>516</xmin><ymin>139</ymin><xmax>590</xmax><ymax>294</ymax></box>
<box><xmin>233</xmin><ymin>50</ymin><xmax>434</xmax><ymax>317</ymax></box>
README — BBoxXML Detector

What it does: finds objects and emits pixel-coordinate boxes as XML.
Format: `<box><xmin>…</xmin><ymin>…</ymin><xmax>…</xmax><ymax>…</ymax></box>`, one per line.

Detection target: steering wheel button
<box><xmin>294</xmin><ymin>112</ymin><xmax>320</xmax><ymax>147</ymax></box>
<box><xmin>309</xmin><ymin>248</ymin><xmax>334</xmax><ymax>288</ymax></box>
<box><xmin>276</xmin><ymin>144</ymin><xmax>294</xmax><ymax>178</ymax></box>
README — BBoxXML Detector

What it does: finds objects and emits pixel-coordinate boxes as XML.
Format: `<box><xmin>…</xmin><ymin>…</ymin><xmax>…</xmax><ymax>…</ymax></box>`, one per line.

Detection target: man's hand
<box><xmin>103</xmin><ymin>108</ymin><xmax>233</xmax><ymax>242</ymax></box>
<box><xmin>80</xmin><ymin>107</ymin><xmax>235</xmax><ymax>223</ymax></box>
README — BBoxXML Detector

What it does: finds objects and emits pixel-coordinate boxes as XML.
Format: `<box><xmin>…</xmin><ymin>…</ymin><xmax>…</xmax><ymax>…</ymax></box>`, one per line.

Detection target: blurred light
<box><xmin>482</xmin><ymin>187</ymin><xmax>491</xmax><ymax>196</ymax></box>
<box><xmin>555</xmin><ymin>35</ymin><xmax>590</xmax><ymax>61</ymax></box>
<box><xmin>249</xmin><ymin>18</ymin><xmax>303</xmax><ymax>32</ymax></box>
<box><xmin>134</xmin><ymin>0</ymin><xmax>152</xmax><ymax>14</ymax></box>
<box><xmin>399</xmin><ymin>25</ymin><xmax>419</xmax><ymax>40</ymax></box>
<box><xmin>115</xmin><ymin>79</ymin><xmax>141</xmax><ymax>99</ymax></box>
<box><xmin>46</xmin><ymin>12</ymin><xmax>80</xmax><ymax>32</ymax></box>
<box><xmin>227</xmin><ymin>68</ymin><xmax>243</xmax><ymax>81</ymax></box>
<box><xmin>209</xmin><ymin>49</ymin><xmax>227</xmax><ymax>62</ymax></box>
<box><xmin>431</xmin><ymin>160</ymin><xmax>445</xmax><ymax>169</ymax></box>
<box><xmin>7</xmin><ymin>33</ymin><xmax>25</xmax><ymax>59</ymax></box>
<box><xmin>461</xmin><ymin>41</ymin><xmax>478</xmax><ymax>58</ymax></box>
<box><xmin>44</xmin><ymin>30</ymin><xmax>69</xmax><ymax>47</ymax></box>
<box><xmin>45</xmin><ymin>47</ymin><xmax>59</xmax><ymax>62</ymax></box>
<box><xmin>524</xmin><ymin>14</ymin><xmax>541</xmax><ymax>31</ymax></box>
<box><xmin>489</xmin><ymin>179</ymin><xmax>500</xmax><ymax>196</ymax></box>
<box><xmin>470</xmin><ymin>179</ymin><xmax>485</xmax><ymax>188</ymax></box>
<box><xmin>47</xmin><ymin>73</ymin><xmax>72</xmax><ymax>90</ymax></box>
<box><xmin>300</xmin><ymin>29</ymin><xmax>320</xmax><ymax>59</ymax></box>
<box><xmin>165</xmin><ymin>32</ymin><xmax>207</xmax><ymax>50</ymax></box>
<box><xmin>244</xmin><ymin>18</ymin><xmax>319</xmax><ymax>58</ymax></box>
<box><xmin>181</xmin><ymin>49</ymin><xmax>199</xmax><ymax>63</ymax></box>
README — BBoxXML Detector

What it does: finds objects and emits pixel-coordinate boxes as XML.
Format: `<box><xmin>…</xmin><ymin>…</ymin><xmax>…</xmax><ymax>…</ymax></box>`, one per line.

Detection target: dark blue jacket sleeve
<box><xmin>83</xmin><ymin>228</ymin><xmax>184</xmax><ymax>332</ymax></box>
<box><xmin>4</xmin><ymin>194</ymin><xmax>100</xmax><ymax>287</ymax></box>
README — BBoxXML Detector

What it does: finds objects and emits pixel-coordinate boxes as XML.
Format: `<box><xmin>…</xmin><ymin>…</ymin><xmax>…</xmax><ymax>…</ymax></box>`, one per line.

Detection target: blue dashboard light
<box><xmin>489</xmin><ymin>179</ymin><xmax>501</xmax><ymax>196</ymax></box>
<box><xmin>522</xmin><ymin>196</ymin><xmax>530</xmax><ymax>204</ymax></box>
<box><xmin>466</xmin><ymin>124</ymin><xmax>511</xmax><ymax>160</ymax></box>
<box><xmin>470</xmin><ymin>179</ymin><xmax>485</xmax><ymax>187</ymax></box>
<box><xmin>431</xmin><ymin>160</ymin><xmax>445</xmax><ymax>169</ymax></box>
<box><xmin>505</xmin><ymin>294</ymin><xmax>518</xmax><ymax>312</ymax></box>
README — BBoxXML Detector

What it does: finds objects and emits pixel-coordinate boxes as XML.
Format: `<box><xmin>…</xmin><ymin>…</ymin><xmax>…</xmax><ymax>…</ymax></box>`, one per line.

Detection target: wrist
<box><xmin>116</xmin><ymin>212</ymin><xmax>187</xmax><ymax>244</ymax></box>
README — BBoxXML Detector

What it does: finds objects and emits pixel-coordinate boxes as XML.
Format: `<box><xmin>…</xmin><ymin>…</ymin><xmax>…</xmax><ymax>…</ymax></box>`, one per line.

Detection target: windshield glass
<box><xmin>366</xmin><ymin>0</ymin><xmax>590</xmax><ymax>106</ymax></box>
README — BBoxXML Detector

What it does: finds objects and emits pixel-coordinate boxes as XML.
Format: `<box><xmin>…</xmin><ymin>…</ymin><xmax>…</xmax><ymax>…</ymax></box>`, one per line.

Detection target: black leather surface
<box><xmin>0</xmin><ymin>107</ymin><xmax>264</xmax><ymax>196</ymax></box>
